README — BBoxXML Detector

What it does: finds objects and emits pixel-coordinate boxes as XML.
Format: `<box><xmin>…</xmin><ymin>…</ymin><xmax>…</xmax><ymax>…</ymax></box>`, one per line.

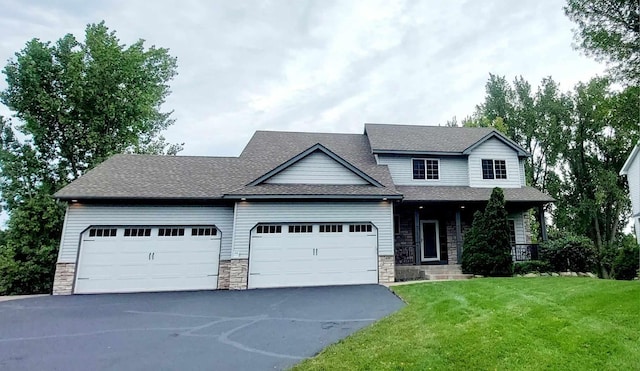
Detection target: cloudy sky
<box><xmin>2</xmin><ymin>0</ymin><xmax>604</xmax><ymax>158</ymax></box>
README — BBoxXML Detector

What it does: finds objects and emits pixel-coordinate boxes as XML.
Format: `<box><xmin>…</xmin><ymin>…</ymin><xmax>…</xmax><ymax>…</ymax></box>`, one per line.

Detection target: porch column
<box><xmin>414</xmin><ymin>210</ymin><xmax>420</xmax><ymax>265</ymax></box>
<box><xmin>538</xmin><ymin>206</ymin><xmax>548</xmax><ymax>242</ymax></box>
<box><xmin>455</xmin><ymin>210</ymin><xmax>462</xmax><ymax>263</ymax></box>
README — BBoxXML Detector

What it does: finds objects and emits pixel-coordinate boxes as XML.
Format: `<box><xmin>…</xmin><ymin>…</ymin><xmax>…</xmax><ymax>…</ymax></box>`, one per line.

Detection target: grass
<box><xmin>293</xmin><ymin>278</ymin><xmax>640</xmax><ymax>371</ymax></box>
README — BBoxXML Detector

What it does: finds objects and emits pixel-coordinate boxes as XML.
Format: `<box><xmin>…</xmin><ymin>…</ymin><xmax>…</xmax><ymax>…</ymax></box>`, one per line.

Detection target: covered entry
<box><xmin>75</xmin><ymin>225</ymin><xmax>221</xmax><ymax>294</ymax></box>
<box><xmin>248</xmin><ymin>223</ymin><xmax>378</xmax><ymax>289</ymax></box>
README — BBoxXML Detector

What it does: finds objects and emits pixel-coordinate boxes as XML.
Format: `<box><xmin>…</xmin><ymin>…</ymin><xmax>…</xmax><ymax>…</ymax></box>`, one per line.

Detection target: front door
<box><xmin>420</xmin><ymin>220</ymin><xmax>440</xmax><ymax>262</ymax></box>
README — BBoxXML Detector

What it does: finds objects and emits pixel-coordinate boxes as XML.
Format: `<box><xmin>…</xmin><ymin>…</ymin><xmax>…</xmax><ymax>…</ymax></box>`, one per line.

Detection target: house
<box><xmin>52</xmin><ymin>123</ymin><xmax>553</xmax><ymax>294</ymax></box>
<box><xmin>621</xmin><ymin>143</ymin><xmax>640</xmax><ymax>245</ymax></box>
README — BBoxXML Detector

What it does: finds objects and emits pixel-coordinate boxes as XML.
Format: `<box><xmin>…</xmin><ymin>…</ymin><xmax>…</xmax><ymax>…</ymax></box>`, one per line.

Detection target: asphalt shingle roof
<box><xmin>396</xmin><ymin>186</ymin><xmax>555</xmax><ymax>203</ymax></box>
<box><xmin>54</xmin><ymin>127</ymin><xmax>552</xmax><ymax>203</ymax></box>
<box><xmin>365</xmin><ymin>123</ymin><xmax>496</xmax><ymax>153</ymax></box>
<box><xmin>54</xmin><ymin>155</ymin><xmax>244</xmax><ymax>200</ymax></box>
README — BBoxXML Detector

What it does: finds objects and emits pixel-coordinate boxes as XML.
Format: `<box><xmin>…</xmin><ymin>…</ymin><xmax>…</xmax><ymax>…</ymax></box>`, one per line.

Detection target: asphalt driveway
<box><xmin>0</xmin><ymin>285</ymin><xmax>404</xmax><ymax>371</ymax></box>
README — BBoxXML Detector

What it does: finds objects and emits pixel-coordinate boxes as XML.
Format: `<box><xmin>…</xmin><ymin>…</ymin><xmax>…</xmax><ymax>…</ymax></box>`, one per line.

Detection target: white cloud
<box><xmin>0</xmin><ymin>0</ymin><xmax>605</xmax><ymax>158</ymax></box>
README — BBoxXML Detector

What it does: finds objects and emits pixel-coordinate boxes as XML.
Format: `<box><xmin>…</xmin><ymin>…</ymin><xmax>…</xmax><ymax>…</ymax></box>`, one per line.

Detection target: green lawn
<box><xmin>293</xmin><ymin>278</ymin><xmax>640</xmax><ymax>371</ymax></box>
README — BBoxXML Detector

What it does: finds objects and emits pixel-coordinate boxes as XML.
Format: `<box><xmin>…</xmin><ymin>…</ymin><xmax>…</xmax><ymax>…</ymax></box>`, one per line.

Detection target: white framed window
<box><xmin>412</xmin><ymin>158</ymin><xmax>440</xmax><ymax>180</ymax></box>
<box><xmin>158</xmin><ymin>228</ymin><xmax>184</xmax><ymax>237</ymax></box>
<box><xmin>88</xmin><ymin>228</ymin><xmax>117</xmax><ymax>237</ymax></box>
<box><xmin>508</xmin><ymin>219</ymin><xmax>516</xmax><ymax>246</ymax></box>
<box><xmin>256</xmin><ymin>225</ymin><xmax>282</xmax><ymax>234</ymax></box>
<box><xmin>288</xmin><ymin>225</ymin><xmax>313</xmax><ymax>233</ymax></box>
<box><xmin>482</xmin><ymin>159</ymin><xmax>507</xmax><ymax>179</ymax></box>
<box><xmin>349</xmin><ymin>224</ymin><xmax>373</xmax><ymax>233</ymax></box>
<box><xmin>124</xmin><ymin>228</ymin><xmax>151</xmax><ymax>237</ymax></box>
<box><xmin>191</xmin><ymin>227</ymin><xmax>217</xmax><ymax>236</ymax></box>
<box><xmin>319</xmin><ymin>224</ymin><xmax>343</xmax><ymax>233</ymax></box>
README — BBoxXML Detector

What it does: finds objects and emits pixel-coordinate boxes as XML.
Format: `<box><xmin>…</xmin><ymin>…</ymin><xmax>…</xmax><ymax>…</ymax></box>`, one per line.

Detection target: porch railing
<box><xmin>511</xmin><ymin>244</ymin><xmax>539</xmax><ymax>262</ymax></box>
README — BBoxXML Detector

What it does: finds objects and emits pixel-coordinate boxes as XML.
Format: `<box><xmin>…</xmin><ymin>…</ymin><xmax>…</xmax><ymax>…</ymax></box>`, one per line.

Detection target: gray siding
<box><xmin>468</xmin><ymin>138</ymin><xmax>522</xmax><ymax>188</ymax></box>
<box><xmin>376</xmin><ymin>155</ymin><xmax>468</xmax><ymax>186</ymax></box>
<box><xmin>519</xmin><ymin>158</ymin><xmax>527</xmax><ymax>186</ymax></box>
<box><xmin>508</xmin><ymin>212</ymin><xmax>526</xmax><ymax>244</ymax></box>
<box><xmin>57</xmin><ymin>204</ymin><xmax>234</xmax><ymax>263</ymax></box>
<box><xmin>265</xmin><ymin>151</ymin><xmax>369</xmax><ymax>185</ymax></box>
<box><xmin>231</xmin><ymin>201</ymin><xmax>394</xmax><ymax>258</ymax></box>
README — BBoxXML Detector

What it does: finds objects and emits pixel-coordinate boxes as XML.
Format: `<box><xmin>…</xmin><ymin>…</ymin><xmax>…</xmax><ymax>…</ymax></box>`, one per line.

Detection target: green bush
<box><xmin>539</xmin><ymin>232</ymin><xmax>597</xmax><ymax>272</ymax></box>
<box><xmin>612</xmin><ymin>237</ymin><xmax>639</xmax><ymax>280</ymax></box>
<box><xmin>513</xmin><ymin>260</ymin><xmax>552</xmax><ymax>275</ymax></box>
<box><xmin>461</xmin><ymin>188</ymin><xmax>513</xmax><ymax>276</ymax></box>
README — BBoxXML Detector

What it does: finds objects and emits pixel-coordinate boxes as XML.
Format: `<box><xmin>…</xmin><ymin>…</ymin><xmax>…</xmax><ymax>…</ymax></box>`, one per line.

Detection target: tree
<box><xmin>469</xmin><ymin>74</ymin><xmax>639</xmax><ymax>277</ymax></box>
<box><xmin>565</xmin><ymin>0</ymin><xmax>640</xmax><ymax>84</ymax></box>
<box><xmin>462</xmin><ymin>188</ymin><xmax>513</xmax><ymax>276</ymax></box>
<box><xmin>0</xmin><ymin>22</ymin><xmax>182</xmax><ymax>294</ymax></box>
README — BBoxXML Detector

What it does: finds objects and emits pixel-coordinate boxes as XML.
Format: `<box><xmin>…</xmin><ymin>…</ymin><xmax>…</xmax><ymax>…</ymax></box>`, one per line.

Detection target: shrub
<box><xmin>461</xmin><ymin>188</ymin><xmax>513</xmax><ymax>276</ymax></box>
<box><xmin>513</xmin><ymin>260</ymin><xmax>552</xmax><ymax>275</ymax></box>
<box><xmin>539</xmin><ymin>232</ymin><xmax>597</xmax><ymax>272</ymax></box>
<box><xmin>612</xmin><ymin>236</ymin><xmax>639</xmax><ymax>280</ymax></box>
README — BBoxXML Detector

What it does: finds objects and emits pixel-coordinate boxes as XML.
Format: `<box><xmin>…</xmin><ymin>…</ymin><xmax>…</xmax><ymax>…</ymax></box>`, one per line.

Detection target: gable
<box><xmin>264</xmin><ymin>150</ymin><xmax>370</xmax><ymax>185</ymax></box>
<box><xmin>463</xmin><ymin>131</ymin><xmax>529</xmax><ymax>157</ymax></box>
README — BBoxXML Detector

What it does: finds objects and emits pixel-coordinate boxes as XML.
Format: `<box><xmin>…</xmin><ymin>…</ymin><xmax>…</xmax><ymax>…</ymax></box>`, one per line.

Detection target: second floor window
<box><xmin>482</xmin><ymin>159</ymin><xmax>507</xmax><ymax>179</ymax></box>
<box><xmin>412</xmin><ymin>159</ymin><xmax>439</xmax><ymax>180</ymax></box>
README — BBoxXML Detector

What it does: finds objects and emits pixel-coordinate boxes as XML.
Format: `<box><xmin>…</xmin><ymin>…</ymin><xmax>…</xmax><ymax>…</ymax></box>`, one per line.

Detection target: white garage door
<box><xmin>248</xmin><ymin>223</ymin><xmax>378</xmax><ymax>289</ymax></box>
<box><xmin>75</xmin><ymin>226</ymin><xmax>220</xmax><ymax>294</ymax></box>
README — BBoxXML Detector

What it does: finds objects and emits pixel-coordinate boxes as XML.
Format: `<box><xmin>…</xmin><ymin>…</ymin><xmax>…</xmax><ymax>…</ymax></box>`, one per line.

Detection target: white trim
<box><xmin>620</xmin><ymin>143</ymin><xmax>639</xmax><ymax>175</ymax></box>
<box><xmin>481</xmin><ymin>158</ymin><xmax>508</xmax><ymax>180</ymax></box>
<box><xmin>420</xmin><ymin>220</ymin><xmax>440</xmax><ymax>262</ymax></box>
<box><xmin>411</xmin><ymin>158</ymin><xmax>441</xmax><ymax>182</ymax></box>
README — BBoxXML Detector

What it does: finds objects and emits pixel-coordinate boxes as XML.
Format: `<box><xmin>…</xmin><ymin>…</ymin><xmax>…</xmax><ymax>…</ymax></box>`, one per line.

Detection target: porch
<box><xmin>393</xmin><ymin>198</ymin><xmax>548</xmax><ymax>280</ymax></box>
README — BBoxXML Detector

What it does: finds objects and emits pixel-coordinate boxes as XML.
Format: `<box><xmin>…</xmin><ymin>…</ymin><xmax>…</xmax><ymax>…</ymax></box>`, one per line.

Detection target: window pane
<box><xmin>412</xmin><ymin>159</ymin><xmax>425</xmax><ymax>180</ymax></box>
<box><xmin>482</xmin><ymin>159</ymin><xmax>494</xmax><ymax>179</ymax></box>
<box><xmin>425</xmin><ymin>159</ymin><xmax>439</xmax><ymax>180</ymax></box>
<box><xmin>494</xmin><ymin>160</ymin><xmax>507</xmax><ymax>179</ymax></box>
<box><xmin>508</xmin><ymin>220</ymin><xmax>516</xmax><ymax>246</ymax></box>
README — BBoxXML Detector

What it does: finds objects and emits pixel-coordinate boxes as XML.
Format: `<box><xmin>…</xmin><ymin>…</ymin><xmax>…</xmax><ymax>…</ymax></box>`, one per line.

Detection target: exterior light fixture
<box><xmin>240</xmin><ymin>197</ymin><xmax>247</xmax><ymax>201</ymax></box>
<box><xmin>460</xmin><ymin>205</ymin><xmax>465</xmax><ymax>209</ymax></box>
<box><xmin>382</xmin><ymin>197</ymin><xmax>388</xmax><ymax>201</ymax></box>
<box><xmin>71</xmin><ymin>199</ymin><xmax>78</xmax><ymax>203</ymax></box>
<box><xmin>418</xmin><ymin>206</ymin><xmax>424</xmax><ymax>209</ymax></box>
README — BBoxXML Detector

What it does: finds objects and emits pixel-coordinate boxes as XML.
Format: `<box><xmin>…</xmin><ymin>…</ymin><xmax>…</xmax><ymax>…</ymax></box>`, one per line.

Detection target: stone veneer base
<box><xmin>52</xmin><ymin>262</ymin><xmax>76</xmax><ymax>295</ymax></box>
<box><xmin>217</xmin><ymin>260</ymin><xmax>231</xmax><ymax>289</ymax></box>
<box><xmin>229</xmin><ymin>259</ymin><xmax>249</xmax><ymax>290</ymax></box>
<box><xmin>378</xmin><ymin>256</ymin><xmax>395</xmax><ymax>283</ymax></box>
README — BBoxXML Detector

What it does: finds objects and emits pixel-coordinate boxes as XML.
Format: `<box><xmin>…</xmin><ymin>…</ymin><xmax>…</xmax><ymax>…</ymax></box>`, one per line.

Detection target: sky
<box><xmin>0</xmin><ymin>0</ymin><xmax>606</xmax><ymax>158</ymax></box>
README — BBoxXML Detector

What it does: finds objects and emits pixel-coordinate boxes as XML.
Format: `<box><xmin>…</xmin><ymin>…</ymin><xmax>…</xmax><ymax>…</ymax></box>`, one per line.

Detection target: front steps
<box><xmin>395</xmin><ymin>264</ymin><xmax>474</xmax><ymax>282</ymax></box>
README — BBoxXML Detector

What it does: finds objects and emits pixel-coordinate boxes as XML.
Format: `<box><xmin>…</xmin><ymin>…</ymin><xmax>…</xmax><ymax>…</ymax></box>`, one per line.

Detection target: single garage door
<box><xmin>75</xmin><ymin>226</ymin><xmax>220</xmax><ymax>294</ymax></box>
<box><xmin>248</xmin><ymin>223</ymin><xmax>378</xmax><ymax>289</ymax></box>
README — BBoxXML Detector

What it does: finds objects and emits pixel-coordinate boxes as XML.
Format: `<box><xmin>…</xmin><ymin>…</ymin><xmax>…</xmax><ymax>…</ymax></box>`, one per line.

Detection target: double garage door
<box><xmin>75</xmin><ymin>226</ymin><xmax>220</xmax><ymax>294</ymax></box>
<box><xmin>249</xmin><ymin>223</ymin><xmax>379</xmax><ymax>289</ymax></box>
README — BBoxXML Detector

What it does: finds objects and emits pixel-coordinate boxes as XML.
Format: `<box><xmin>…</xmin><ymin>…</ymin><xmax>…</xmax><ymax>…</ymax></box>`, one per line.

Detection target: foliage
<box><xmin>294</xmin><ymin>279</ymin><xmax>640</xmax><ymax>370</ymax></box>
<box><xmin>540</xmin><ymin>232</ymin><xmax>598</xmax><ymax>273</ymax></box>
<box><xmin>461</xmin><ymin>188</ymin><xmax>513</xmax><ymax>276</ymax></box>
<box><xmin>466</xmin><ymin>75</ymin><xmax>639</xmax><ymax>276</ymax></box>
<box><xmin>612</xmin><ymin>235</ymin><xmax>640</xmax><ymax>280</ymax></box>
<box><xmin>0</xmin><ymin>193</ymin><xmax>65</xmax><ymax>295</ymax></box>
<box><xmin>513</xmin><ymin>260</ymin><xmax>552</xmax><ymax>275</ymax></box>
<box><xmin>565</xmin><ymin>0</ymin><xmax>640</xmax><ymax>84</ymax></box>
<box><xmin>0</xmin><ymin>22</ymin><xmax>181</xmax><ymax>294</ymax></box>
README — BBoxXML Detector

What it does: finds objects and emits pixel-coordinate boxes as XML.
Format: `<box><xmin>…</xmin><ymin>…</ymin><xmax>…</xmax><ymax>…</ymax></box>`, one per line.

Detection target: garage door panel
<box><xmin>248</xmin><ymin>223</ymin><xmax>378</xmax><ymax>289</ymax></box>
<box><xmin>75</xmin><ymin>226</ymin><xmax>220</xmax><ymax>294</ymax></box>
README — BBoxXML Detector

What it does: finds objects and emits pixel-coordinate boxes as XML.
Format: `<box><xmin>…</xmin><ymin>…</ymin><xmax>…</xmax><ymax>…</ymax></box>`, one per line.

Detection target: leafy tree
<box><xmin>468</xmin><ymin>74</ymin><xmax>639</xmax><ymax>277</ymax></box>
<box><xmin>0</xmin><ymin>22</ymin><xmax>182</xmax><ymax>294</ymax></box>
<box><xmin>612</xmin><ymin>235</ymin><xmax>640</xmax><ymax>279</ymax></box>
<box><xmin>565</xmin><ymin>0</ymin><xmax>640</xmax><ymax>84</ymax></box>
<box><xmin>462</xmin><ymin>188</ymin><xmax>513</xmax><ymax>276</ymax></box>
